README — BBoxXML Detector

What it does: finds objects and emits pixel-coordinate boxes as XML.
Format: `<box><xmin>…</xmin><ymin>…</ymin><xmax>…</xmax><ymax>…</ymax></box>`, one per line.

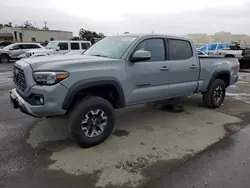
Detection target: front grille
<box><xmin>13</xmin><ymin>65</ymin><xmax>26</xmax><ymax>91</ymax></box>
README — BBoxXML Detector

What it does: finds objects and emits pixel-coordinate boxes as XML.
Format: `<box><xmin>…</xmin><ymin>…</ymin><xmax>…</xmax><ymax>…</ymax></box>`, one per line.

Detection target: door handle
<box><xmin>160</xmin><ymin>66</ymin><xmax>169</xmax><ymax>71</ymax></box>
<box><xmin>189</xmin><ymin>64</ymin><xmax>197</xmax><ymax>69</ymax></box>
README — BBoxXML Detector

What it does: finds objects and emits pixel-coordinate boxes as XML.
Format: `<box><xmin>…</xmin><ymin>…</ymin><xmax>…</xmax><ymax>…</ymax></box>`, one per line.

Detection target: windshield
<box><xmin>84</xmin><ymin>36</ymin><xmax>137</xmax><ymax>59</ymax></box>
<box><xmin>3</xmin><ymin>44</ymin><xmax>15</xmax><ymax>50</ymax></box>
<box><xmin>46</xmin><ymin>42</ymin><xmax>58</xmax><ymax>49</ymax></box>
<box><xmin>199</xmin><ymin>45</ymin><xmax>207</xmax><ymax>52</ymax></box>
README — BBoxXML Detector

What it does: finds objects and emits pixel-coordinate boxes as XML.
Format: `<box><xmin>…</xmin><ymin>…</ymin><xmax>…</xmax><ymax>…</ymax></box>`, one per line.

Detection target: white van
<box><xmin>21</xmin><ymin>40</ymin><xmax>91</xmax><ymax>58</ymax></box>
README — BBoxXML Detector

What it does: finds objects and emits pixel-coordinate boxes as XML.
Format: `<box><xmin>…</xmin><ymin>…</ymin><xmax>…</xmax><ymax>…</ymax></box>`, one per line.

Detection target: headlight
<box><xmin>33</xmin><ymin>72</ymin><xmax>69</xmax><ymax>85</ymax></box>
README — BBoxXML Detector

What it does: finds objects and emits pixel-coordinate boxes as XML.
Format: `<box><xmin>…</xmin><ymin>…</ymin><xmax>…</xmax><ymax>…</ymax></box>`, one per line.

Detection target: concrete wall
<box><xmin>0</xmin><ymin>27</ymin><xmax>73</xmax><ymax>43</ymax></box>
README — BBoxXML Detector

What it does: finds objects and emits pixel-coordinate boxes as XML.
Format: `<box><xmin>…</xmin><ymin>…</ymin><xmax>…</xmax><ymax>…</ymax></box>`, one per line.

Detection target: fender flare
<box><xmin>62</xmin><ymin>78</ymin><xmax>125</xmax><ymax>110</ymax></box>
<box><xmin>208</xmin><ymin>70</ymin><xmax>230</xmax><ymax>89</ymax></box>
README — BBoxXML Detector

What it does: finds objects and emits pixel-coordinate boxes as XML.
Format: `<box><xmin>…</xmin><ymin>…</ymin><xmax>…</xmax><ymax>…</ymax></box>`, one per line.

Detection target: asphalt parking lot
<box><xmin>1</xmin><ymin>63</ymin><xmax>250</xmax><ymax>188</ymax></box>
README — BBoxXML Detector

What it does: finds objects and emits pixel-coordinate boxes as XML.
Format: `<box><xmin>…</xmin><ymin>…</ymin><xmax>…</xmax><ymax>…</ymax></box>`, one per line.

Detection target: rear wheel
<box><xmin>68</xmin><ymin>96</ymin><xmax>115</xmax><ymax>148</ymax></box>
<box><xmin>0</xmin><ymin>54</ymin><xmax>10</xmax><ymax>63</ymax></box>
<box><xmin>203</xmin><ymin>79</ymin><xmax>226</xmax><ymax>108</ymax></box>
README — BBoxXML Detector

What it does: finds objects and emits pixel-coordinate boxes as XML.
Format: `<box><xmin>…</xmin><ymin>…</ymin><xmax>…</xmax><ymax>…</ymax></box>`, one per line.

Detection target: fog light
<box><xmin>30</xmin><ymin>94</ymin><xmax>44</xmax><ymax>105</ymax></box>
<box><xmin>39</xmin><ymin>97</ymin><xmax>44</xmax><ymax>104</ymax></box>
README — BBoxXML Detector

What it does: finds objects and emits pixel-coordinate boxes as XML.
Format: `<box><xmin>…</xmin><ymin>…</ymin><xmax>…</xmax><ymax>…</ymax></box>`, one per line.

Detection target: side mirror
<box><xmin>56</xmin><ymin>46</ymin><xmax>60</xmax><ymax>51</ymax></box>
<box><xmin>130</xmin><ymin>50</ymin><xmax>151</xmax><ymax>62</ymax></box>
<box><xmin>9</xmin><ymin>47</ymin><xmax>14</xmax><ymax>51</ymax></box>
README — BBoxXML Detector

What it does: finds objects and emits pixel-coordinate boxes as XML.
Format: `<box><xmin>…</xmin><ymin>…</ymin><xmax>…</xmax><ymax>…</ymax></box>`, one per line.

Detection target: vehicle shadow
<box><xmin>26</xmin><ymin>95</ymin><xmax>205</xmax><ymax>150</ymax></box>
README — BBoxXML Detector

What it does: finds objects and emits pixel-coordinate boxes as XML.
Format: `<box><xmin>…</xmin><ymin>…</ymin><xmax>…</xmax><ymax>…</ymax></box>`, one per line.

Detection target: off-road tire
<box><xmin>68</xmin><ymin>96</ymin><xmax>115</xmax><ymax>148</ymax></box>
<box><xmin>0</xmin><ymin>54</ymin><xmax>10</xmax><ymax>63</ymax></box>
<box><xmin>203</xmin><ymin>79</ymin><xmax>226</xmax><ymax>108</ymax></box>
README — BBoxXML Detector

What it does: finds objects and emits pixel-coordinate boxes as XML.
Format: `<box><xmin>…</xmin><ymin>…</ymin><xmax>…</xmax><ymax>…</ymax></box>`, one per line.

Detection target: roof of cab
<box><xmin>111</xmin><ymin>33</ymin><xmax>193</xmax><ymax>42</ymax></box>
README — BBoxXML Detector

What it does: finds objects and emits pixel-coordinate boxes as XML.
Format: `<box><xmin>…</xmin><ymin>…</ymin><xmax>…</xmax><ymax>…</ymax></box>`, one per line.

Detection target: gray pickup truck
<box><xmin>10</xmin><ymin>34</ymin><xmax>239</xmax><ymax>147</ymax></box>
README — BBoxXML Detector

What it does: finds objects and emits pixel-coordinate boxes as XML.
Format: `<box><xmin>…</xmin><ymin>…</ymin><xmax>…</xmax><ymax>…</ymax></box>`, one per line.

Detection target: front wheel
<box><xmin>0</xmin><ymin>54</ymin><xmax>10</xmax><ymax>63</ymax></box>
<box><xmin>68</xmin><ymin>96</ymin><xmax>115</xmax><ymax>148</ymax></box>
<box><xmin>203</xmin><ymin>79</ymin><xmax>226</xmax><ymax>108</ymax></box>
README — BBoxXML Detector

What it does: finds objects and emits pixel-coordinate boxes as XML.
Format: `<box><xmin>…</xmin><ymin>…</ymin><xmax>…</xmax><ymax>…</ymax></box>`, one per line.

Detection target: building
<box><xmin>0</xmin><ymin>26</ymin><xmax>73</xmax><ymax>45</ymax></box>
<box><xmin>186</xmin><ymin>31</ymin><xmax>250</xmax><ymax>45</ymax></box>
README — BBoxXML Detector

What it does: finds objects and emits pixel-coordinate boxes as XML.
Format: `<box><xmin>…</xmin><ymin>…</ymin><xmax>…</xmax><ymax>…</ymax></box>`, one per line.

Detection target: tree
<box><xmin>79</xmin><ymin>28</ymin><xmax>105</xmax><ymax>41</ymax></box>
<box><xmin>98</xmin><ymin>32</ymin><xmax>105</xmax><ymax>38</ymax></box>
<box><xmin>3</xmin><ymin>22</ymin><xmax>12</xmax><ymax>27</ymax></box>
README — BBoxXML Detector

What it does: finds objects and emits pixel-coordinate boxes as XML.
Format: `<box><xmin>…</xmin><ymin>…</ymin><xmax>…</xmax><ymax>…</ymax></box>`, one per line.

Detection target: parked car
<box><xmin>199</xmin><ymin>43</ymin><xmax>243</xmax><ymax>59</ymax></box>
<box><xmin>23</xmin><ymin>40</ymin><xmax>91</xmax><ymax>58</ymax></box>
<box><xmin>0</xmin><ymin>40</ymin><xmax>13</xmax><ymax>49</ymax></box>
<box><xmin>0</xmin><ymin>43</ymin><xmax>43</xmax><ymax>63</ymax></box>
<box><xmin>10</xmin><ymin>34</ymin><xmax>239</xmax><ymax>147</ymax></box>
<box><xmin>217</xmin><ymin>44</ymin><xmax>243</xmax><ymax>59</ymax></box>
<box><xmin>198</xmin><ymin>43</ymin><xmax>229</xmax><ymax>55</ymax></box>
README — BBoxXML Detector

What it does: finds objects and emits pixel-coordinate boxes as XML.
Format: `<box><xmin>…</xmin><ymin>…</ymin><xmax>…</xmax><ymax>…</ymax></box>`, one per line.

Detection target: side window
<box><xmin>223</xmin><ymin>43</ymin><xmax>229</xmax><ymax>49</ymax></box>
<box><xmin>169</xmin><ymin>39</ymin><xmax>193</xmax><ymax>60</ymax></box>
<box><xmin>10</xmin><ymin>44</ymin><xmax>22</xmax><ymax>50</ymax></box>
<box><xmin>217</xmin><ymin>43</ymin><xmax>223</xmax><ymax>50</ymax></box>
<box><xmin>134</xmin><ymin>38</ymin><xmax>165</xmax><ymax>61</ymax></box>
<box><xmin>208</xmin><ymin>44</ymin><xmax>217</xmax><ymax>51</ymax></box>
<box><xmin>24</xmin><ymin>44</ymin><xmax>41</xmax><ymax>49</ymax></box>
<box><xmin>71</xmin><ymin>43</ymin><xmax>80</xmax><ymax>50</ymax></box>
<box><xmin>81</xmin><ymin>43</ymin><xmax>90</xmax><ymax>50</ymax></box>
<box><xmin>58</xmin><ymin>43</ymin><xmax>68</xmax><ymax>50</ymax></box>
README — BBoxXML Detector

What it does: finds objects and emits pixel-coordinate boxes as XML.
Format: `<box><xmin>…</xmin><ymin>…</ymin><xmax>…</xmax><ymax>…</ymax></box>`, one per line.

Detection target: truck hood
<box><xmin>22</xmin><ymin>54</ymin><xmax>116</xmax><ymax>71</ymax></box>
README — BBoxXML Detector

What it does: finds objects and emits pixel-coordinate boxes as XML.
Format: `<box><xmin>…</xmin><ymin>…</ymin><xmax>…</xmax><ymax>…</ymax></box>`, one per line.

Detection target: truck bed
<box><xmin>197</xmin><ymin>56</ymin><xmax>239</xmax><ymax>92</ymax></box>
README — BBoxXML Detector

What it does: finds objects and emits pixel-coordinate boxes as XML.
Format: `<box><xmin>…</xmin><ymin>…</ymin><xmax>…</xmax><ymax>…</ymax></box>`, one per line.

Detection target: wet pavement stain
<box><xmin>112</xmin><ymin>130</ymin><xmax>130</xmax><ymax>137</ymax></box>
<box><xmin>161</xmin><ymin>105</ymin><xmax>185</xmax><ymax>113</ymax></box>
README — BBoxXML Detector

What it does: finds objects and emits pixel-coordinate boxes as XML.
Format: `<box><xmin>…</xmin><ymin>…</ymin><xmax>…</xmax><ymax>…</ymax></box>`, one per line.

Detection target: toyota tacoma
<box><xmin>10</xmin><ymin>34</ymin><xmax>239</xmax><ymax>147</ymax></box>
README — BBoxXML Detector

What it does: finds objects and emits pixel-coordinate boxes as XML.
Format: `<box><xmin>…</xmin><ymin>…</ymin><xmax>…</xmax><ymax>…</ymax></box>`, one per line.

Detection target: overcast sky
<box><xmin>0</xmin><ymin>0</ymin><xmax>250</xmax><ymax>36</ymax></box>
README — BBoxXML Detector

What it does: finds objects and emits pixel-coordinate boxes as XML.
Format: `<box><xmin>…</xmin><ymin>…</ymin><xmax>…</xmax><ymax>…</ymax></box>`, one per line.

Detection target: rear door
<box><xmin>22</xmin><ymin>44</ymin><xmax>42</xmax><ymax>53</ymax></box>
<box><xmin>167</xmin><ymin>39</ymin><xmax>199</xmax><ymax>97</ymax></box>
<box><xmin>126</xmin><ymin>38</ymin><xmax>171</xmax><ymax>104</ymax></box>
<box><xmin>70</xmin><ymin>42</ymin><xmax>81</xmax><ymax>53</ymax></box>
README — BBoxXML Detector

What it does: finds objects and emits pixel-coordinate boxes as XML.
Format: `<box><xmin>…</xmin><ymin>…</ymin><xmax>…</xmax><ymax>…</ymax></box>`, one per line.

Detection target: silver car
<box><xmin>0</xmin><ymin>43</ymin><xmax>44</xmax><ymax>63</ymax></box>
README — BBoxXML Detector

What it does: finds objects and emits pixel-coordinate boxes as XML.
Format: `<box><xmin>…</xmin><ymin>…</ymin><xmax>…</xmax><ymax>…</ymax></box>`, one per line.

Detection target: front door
<box><xmin>57</xmin><ymin>42</ymin><xmax>69</xmax><ymax>54</ymax></box>
<box><xmin>10</xmin><ymin>44</ymin><xmax>23</xmax><ymax>58</ymax></box>
<box><xmin>126</xmin><ymin>38</ymin><xmax>170</xmax><ymax>104</ymax></box>
<box><xmin>167</xmin><ymin>39</ymin><xmax>199</xmax><ymax>97</ymax></box>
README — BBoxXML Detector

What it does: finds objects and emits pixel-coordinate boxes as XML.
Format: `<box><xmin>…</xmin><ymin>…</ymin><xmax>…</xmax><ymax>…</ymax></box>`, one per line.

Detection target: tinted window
<box><xmin>23</xmin><ymin>44</ymin><xmax>41</xmax><ymax>49</ymax></box>
<box><xmin>10</xmin><ymin>44</ymin><xmax>22</xmax><ymax>50</ymax></box>
<box><xmin>169</xmin><ymin>39</ymin><xmax>193</xmax><ymax>60</ymax></box>
<box><xmin>58</xmin><ymin>43</ymin><xmax>68</xmax><ymax>50</ymax></box>
<box><xmin>208</xmin><ymin>44</ymin><xmax>218</xmax><ymax>51</ymax></box>
<box><xmin>70</xmin><ymin>43</ymin><xmax>80</xmax><ymax>50</ymax></box>
<box><xmin>134</xmin><ymin>39</ymin><xmax>165</xmax><ymax>61</ymax></box>
<box><xmin>199</xmin><ymin>45</ymin><xmax>207</xmax><ymax>52</ymax></box>
<box><xmin>81</xmin><ymin>43</ymin><xmax>90</xmax><ymax>50</ymax></box>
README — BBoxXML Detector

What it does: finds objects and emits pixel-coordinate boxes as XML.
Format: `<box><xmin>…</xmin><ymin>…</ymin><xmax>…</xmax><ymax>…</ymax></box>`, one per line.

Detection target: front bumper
<box><xmin>10</xmin><ymin>88</ymin><xmax>41</xmax><ymax>117</ymax></box>
<box><xmin>10</xmin><ymin>83</ymin><xmax>68</xmax><ymax>118</ymax></box>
